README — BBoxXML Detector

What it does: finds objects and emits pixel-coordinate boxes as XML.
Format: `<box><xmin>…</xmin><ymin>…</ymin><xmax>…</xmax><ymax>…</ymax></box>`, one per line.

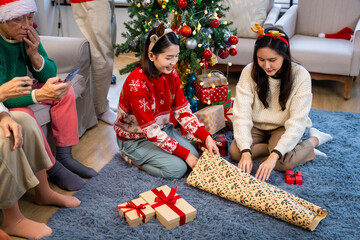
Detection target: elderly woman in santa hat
<box><xmin>0</xmin><ymin>0</ymin><xmax>98</xmax><ymax>192</ymax></box>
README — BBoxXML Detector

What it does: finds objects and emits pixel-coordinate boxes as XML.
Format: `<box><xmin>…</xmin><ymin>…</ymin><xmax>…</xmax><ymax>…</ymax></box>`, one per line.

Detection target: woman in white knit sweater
<box><xmin>230</xmin><ymin>26</ymin><xmax>332</xmax><ymax>182</ymax></box>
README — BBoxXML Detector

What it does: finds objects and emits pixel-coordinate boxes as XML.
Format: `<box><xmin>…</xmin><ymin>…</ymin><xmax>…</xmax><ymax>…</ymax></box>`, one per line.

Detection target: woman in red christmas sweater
<box><xmin>114</xmin><ymin>23</ymin><xmax>219</xmax><ymax>178</ymax></box>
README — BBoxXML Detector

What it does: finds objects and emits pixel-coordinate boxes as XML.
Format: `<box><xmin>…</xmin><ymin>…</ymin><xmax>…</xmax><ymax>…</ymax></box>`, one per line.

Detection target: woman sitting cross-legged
<box><xmin>230</xmin><ymin>25</ymin><xmax>333</xmax><ymax>182</ymax></box>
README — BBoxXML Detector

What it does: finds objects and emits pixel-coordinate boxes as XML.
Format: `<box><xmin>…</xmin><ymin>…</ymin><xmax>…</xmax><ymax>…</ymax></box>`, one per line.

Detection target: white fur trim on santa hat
<box><xmin>0</xmin><ymin>0</ymin><xmax>37</xmax><ymax>23</ymax></box>
<box><xmin>318</xmin><ymin>33</ymin><xmax>325</xmax><ymax>38</ymax></box>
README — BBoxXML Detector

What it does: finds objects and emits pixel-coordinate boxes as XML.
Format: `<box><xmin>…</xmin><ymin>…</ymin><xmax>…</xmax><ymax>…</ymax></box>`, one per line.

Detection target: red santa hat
<box><xmin>318</xmin><ymin>27</ymin><xmax>354</xmax><ymax>41</ymax></box>
<box><xmin>0</xmin><ymin>0</ymin><xmax>37</xmax><ymax>23</ymax></box>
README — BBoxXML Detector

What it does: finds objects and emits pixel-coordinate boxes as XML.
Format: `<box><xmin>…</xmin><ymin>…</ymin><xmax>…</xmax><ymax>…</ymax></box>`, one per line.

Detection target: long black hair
<box><xmin>251</xmin><ymin>27</ymin><xmax>292</xmax><ymax>110</ymax></box>
<box><xmin>140</xmin><ymin>25</ymin><xmax>179</xmax><ymax>79</ymax></box>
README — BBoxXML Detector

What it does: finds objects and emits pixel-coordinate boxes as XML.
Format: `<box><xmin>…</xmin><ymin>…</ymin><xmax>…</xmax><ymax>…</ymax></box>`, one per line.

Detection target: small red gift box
<box><xmin>286</xmin><ymin>170</ymin><xmax>303</xmax><ymax>185</ymax></box>
<box><xmin>215</xmin><ymin>134</ymin><xmax>228</xmax><ymax>157</ymax></box>
<box><xmin>195</xmin><ymin>82</ymin><xmax>228</xmax><ymax>104</ymax></box>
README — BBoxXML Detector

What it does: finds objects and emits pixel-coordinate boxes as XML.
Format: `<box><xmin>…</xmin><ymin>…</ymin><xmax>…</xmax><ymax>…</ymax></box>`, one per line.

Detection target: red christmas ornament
<box><xmin>200</xmin><ymin>60</ymin><xmax>209</xmax><ymax>69</ymax></box>
<box><xmin>229</xmin><ymin>36</ymin><xmax>238</xmax><ymax>45</ymax></box>
<box><xmin>33</xmin><ymin>22</ymin><xmax>38</xmax><ymax>29</ymax></box>
<box><xmin>177</xmin><ymin>0</ymin><xmax>187</xmax><ymax>8</ymax></box>
<box><xmin>180</xmin><ymin>26</ymin><xmax>192</xmax><ymax>37</ymax></box>
<box><xmin>203</xmin><ymin>49</ymin><xmax>212</xmax><ymax>60</ymax></box>
<box><xmin>218</xmin><ymin>48</ymin><xmax>229</xmax><ymax>59</ymax></box>
<box><xmin>210</xmin><ymin>18</ymin><xmax>220</xmax><ymax>28</ymax></box>
<box><xmin>230</xmin><ymin>47</ymin><xmax>237</xmax><ymax>56</ymax></box>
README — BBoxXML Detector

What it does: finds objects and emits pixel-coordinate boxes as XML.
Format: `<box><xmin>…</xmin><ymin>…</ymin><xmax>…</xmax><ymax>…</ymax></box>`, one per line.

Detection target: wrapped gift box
<box><xmin>195</xmin><ymin>82</ymin><xmax>228</xmax><ymax>105</ymax></box>
<box><xmin>139</xmin><ymin>185</ymin><xmax>197</xmax><ymax>229</ymax></box>
<box><xmin>187</xmin><ymin>150</ymin><xmax>327</xmax><ymax>231</ymax></box>
<box><xmin>196</xmin><ymin>72</ymin><xmax>228</xmax><ymax>88</ymax></box>
<box><xmin>194</xmin><ymin>105</ymin><xmax>225</xmax><ymax>134</ymax></box>
<box><xmin>118</xmin><ymin>197</ymin><xmax>155</xmax><ymax>226</ymax></box>
<box><xmin>197</xmin><ymin>89</ymin><xmax>232</xmax><ymax>110</ymax></box>
<box><xmin>215</xmin><ymin>134</ymin><xmax>228</xmax><ymax>156</ymax></box>
<box><xmin>286</xmin><ymin>170</ymin><xmax>303</xmax><ymax>185</ymax></box>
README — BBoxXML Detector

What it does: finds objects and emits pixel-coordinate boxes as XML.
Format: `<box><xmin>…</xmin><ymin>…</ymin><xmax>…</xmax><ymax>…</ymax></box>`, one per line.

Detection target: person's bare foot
<box><xmin>2</xmin><ymin>217</ymin><xmax>52</xmax><ymax>239</ymax></box>
<box><xmin>0</xmin><ymin>229</ymin><xmax>10</xmax><ymax>240</ymax></box>
<box><xmin>35</xmin><ymin>189</ymin><xmax>81</xmax><ymax>208</ymax></box>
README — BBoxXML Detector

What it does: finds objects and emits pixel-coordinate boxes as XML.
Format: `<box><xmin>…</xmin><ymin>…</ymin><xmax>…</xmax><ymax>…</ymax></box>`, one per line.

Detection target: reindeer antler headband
<box><xmin>251</xmin><ymin>23</ymin><xmax>289</xmax><ymax>47</ymax></box>
<box><xmin>148</xmin><ymin>23</ymin><xmax>174</xmax><ymax>52</ymax></box>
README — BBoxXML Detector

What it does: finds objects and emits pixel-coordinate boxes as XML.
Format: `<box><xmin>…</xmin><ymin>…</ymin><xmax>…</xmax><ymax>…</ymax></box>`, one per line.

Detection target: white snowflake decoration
<box><xmin>129</xmin><ymin>79</ymin><xmax>140</xmax><ymax>92</ymax></box>
<box><xmin>139</xmin><ymin>98</ymin><xmax>150</xmax><ymax>112</ymax></box>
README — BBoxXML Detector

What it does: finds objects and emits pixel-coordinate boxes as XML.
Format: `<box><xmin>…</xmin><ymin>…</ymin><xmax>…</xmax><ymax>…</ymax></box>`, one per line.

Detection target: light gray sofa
<box><xmin>216</xmin><ymin>0</ymin><xmax>281</xmax><ymax>71</ymax></box>
<box><xmin>275</xmin><ymin>0</ymin><xmax>360</xmax><ymax>99</ymax></box>
<box><xmin>29</xmin><ymin>36</ymin><xmax>98</xmax><ymax>146</ymax></box>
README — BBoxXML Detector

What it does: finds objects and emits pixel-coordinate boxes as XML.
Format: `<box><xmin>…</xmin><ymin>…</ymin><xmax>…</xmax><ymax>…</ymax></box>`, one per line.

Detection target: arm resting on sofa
<box><xmin>264</xmin><ymin>4</ymin><xmax>281</xmax><ymax>28</ymax></box>
<box><xmin>275</xmin><ymin>5</ymin><xmax>298</xmax><ymax>38</ymax></box>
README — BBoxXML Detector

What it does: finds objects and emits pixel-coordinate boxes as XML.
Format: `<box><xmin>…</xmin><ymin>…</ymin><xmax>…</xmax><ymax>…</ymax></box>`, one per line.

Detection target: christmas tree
<box><xmin>115</xmin><ymin>0</ymin><xmax>238</xmax><ymax>111</ymax></box>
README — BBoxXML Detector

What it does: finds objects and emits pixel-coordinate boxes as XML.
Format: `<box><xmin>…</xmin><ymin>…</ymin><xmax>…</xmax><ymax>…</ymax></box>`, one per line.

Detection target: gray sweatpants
<box><xmin>117</xmin><ymin>124</ymin><xmax>199</xmax><ymax>179</ymax></box>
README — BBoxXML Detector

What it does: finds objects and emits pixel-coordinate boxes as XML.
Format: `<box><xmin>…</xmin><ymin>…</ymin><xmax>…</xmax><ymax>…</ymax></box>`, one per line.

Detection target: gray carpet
<box><xmin>42</xmin><ymin>109</ymin><xmax>360</xmax><ymax>240</ymax></box>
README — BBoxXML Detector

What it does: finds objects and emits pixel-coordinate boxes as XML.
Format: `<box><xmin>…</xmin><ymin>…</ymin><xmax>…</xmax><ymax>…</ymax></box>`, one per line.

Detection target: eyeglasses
<box><xmin>8</xmin><ymin>13</ymin><xmax>35</xmax><ymax>25</ymax></box>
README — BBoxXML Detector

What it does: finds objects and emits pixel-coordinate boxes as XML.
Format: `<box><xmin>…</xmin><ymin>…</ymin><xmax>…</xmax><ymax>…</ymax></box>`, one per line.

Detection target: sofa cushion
<box><xmin>29</xmin><ymin>104</ymin><xmax>51</xmax><ymax>126</ymax></box>
<box><xmin>224</xmin><ymin>0</ymin><xmax>269</xmax><ymax>38</ymax></box>
<box><xmin>290</xmin><ymin>35</ymin><xmax>353</xmax><ymax>76</ymax></box>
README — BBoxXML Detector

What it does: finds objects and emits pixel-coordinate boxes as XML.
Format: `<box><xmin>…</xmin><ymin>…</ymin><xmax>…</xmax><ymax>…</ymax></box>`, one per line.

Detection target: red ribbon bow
<box><xmin>173</xmin><ymin>26</ymin><xmax>180</xmax><ymax>34</ymax></box>
<box><xmin>118</xmin><ymin>201</ymin><xmax>148</xmax><ymax>223</ymax></box>
<box><xmin>151</xmin><ymin>187</ymin><xmax>186</xmax><ymax>225</ymax></box>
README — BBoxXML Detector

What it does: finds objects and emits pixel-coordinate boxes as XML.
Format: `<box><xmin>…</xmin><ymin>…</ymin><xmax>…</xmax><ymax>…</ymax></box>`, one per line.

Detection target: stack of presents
<box><xmin>118</xmin><ymin>185</ymin><xmax>196</xmax><ymax>229</ymax></box>
<box><xmin>193</xmin><ymin>71</ymin><xmax>233</xmax><ymax>157</ymax></box>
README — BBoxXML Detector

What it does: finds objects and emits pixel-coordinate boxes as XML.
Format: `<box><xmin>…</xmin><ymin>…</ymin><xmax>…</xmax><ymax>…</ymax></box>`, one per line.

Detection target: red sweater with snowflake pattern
<box><xmin>114</xmin><ymin>67</ymin><xmax>210</xmax><ymax>160</ymax></box>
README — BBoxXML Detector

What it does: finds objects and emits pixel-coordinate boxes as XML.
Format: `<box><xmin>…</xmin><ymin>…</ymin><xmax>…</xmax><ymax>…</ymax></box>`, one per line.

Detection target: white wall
<box><xmin>34</xmin><ymin>0</ymin><xmax>131</xmax><ymax>44</ymax></box>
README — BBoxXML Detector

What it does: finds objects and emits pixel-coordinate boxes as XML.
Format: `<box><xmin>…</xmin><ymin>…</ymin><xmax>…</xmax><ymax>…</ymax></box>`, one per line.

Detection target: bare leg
<box><xmin>1</xmin><ymin>203</ymin><xmax>52</xmax><ymax>239</ymax></box>
<box><xmin>130</xmin><ymin>160</ymin><xmax>146</xmax><ymax>171</ymax></box>
<box><xmin>34</xmin><ymin>170</ymin><xmax>81</xmax><ymax>208</ymax></box>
